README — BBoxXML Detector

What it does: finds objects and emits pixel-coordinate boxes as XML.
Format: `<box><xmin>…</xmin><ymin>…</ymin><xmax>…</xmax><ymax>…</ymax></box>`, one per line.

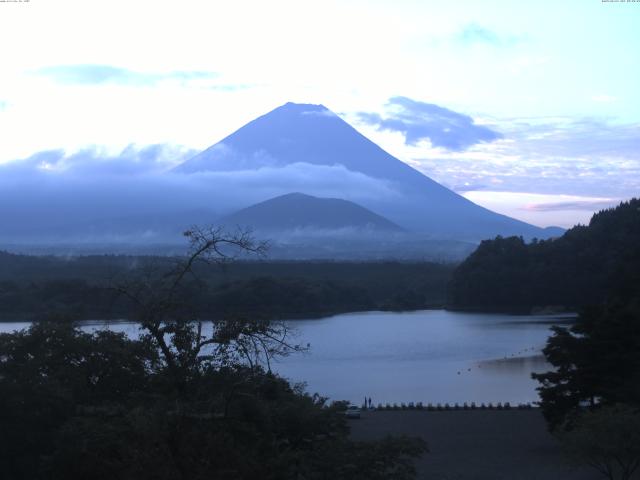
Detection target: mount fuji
<box><xmin>176</xmin><ymin>102</ymin><xmax>562</xmax><ymax>240</ymax></box>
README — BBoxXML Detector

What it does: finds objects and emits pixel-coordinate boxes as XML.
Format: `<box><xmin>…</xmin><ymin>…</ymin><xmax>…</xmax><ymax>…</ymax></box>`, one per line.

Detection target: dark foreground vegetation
<box><xmin>0</xmin><ymin>322</ymin><xmax>427</xmax><ymax>480</ymax></box>
<box><xmin>449</xmin><ymin>199</ymin><xmax>640</xmax><ymax>479</ymax></box>
<box><xmin>0</xmin><ymin>250</ymin><xmax>453</xmax><ymax>321</ymax></box>
<box><xmin>0</xmin><ymin>228</ymin><xmax>426</xmax><ymax>479</ymax></box>
<box><xmin>534</xmin><ymin>254</ymin><xmax>640</xmax><ymax>480</ymax></box>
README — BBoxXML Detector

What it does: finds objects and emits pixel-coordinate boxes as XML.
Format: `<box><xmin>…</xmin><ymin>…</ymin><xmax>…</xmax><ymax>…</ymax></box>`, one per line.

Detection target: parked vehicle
<box><xmin>345</xmin><ymin>405</ymin><xmax>361</xmax><ymax>418</ymax></box>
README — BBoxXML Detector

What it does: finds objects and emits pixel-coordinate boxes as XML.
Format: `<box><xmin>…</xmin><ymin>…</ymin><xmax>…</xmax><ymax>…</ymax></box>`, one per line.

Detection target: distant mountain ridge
<box><xmin>221</xmin><ymin>192</ymin><xmax>403</xmax><ymax>232</ymax></box>
<box><xmin>177</xmin><ymin>102</ymin><xmax>563</xmax><ymax>240</ymax></box>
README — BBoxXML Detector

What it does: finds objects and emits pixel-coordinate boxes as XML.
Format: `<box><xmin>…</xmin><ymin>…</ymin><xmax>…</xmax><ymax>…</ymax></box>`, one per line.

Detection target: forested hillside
<box><xmin>449</xmin><ymin>198</ymin><xmax>640</xmax><ymax>312</ymax></box>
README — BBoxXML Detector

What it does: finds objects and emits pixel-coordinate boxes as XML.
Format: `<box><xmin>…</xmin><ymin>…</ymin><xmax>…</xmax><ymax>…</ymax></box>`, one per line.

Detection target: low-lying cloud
<box><xmin>357</xmin><ymin>96</ymin><xmax>502</xmax><ymax>150</ymax></box>
<box><xmin>12</xmin><ymin>144</ymin><xmax>195</xmax><ymax>175</ymax></box>
<box><xmin>0</xmin><ymin>146</ymin><xmax>401</xmax><ymax>242</ymax></box>
<box><xmin>34</xmin><ymin>64</ymin><xmax>219</xmax><ymax>86</ymax></box>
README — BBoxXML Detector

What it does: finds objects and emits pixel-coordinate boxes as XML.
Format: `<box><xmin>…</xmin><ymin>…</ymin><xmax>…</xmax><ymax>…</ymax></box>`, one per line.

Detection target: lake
<box><xmin>0</xmin><ymin>310</ymin><xmax>573</xmax><ymax>405</ymax></box>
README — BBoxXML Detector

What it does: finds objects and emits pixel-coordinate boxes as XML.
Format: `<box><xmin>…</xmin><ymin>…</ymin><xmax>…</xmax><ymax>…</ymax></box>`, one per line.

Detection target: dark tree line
<box><xmin>0</xmin><ymin>252</ymin><xmax>453</xmax><ymax>321</ymax></box>
<box><xmin>449</xmin><ymin>198</ymin><xmax>640</xmax><ymax>312</ymax></box>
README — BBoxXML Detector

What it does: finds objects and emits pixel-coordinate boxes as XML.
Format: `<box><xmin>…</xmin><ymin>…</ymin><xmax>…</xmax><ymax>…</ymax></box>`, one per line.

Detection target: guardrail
<box><xmin>363</xmin><ymin>402</ymin><xmax>537</xmax><ymax>411</ymax></box>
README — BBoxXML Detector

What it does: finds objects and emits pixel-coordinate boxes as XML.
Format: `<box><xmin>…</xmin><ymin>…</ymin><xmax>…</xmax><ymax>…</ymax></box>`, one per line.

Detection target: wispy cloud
<box><xmin>301</xmin><ymin>109</ymin><xmax>336</xmax><ymax>118</ymax></box>
<box><xmin>408</xmin><ymin>117</ymin><xmax>640</xmax><ymax>200</ymax></box>
<box><xmin>34</xmin><ymin>64</ymin><xmax>219</xmax><ymax>86</ymax></box>
<box><xmin>455</xmin><ymin>23</ymin><xmax>522</xmax><ymax>47</ymax></box>
<box><xmin>522</xmin><ymin>199</ymin><xmax>620</xmax><ymax>212</ymax></box>
<box><xmin>450</xmin><ymin>182</ymin><xmax>492</xmax><ymax>193</ymax></box>
<box><xmin>591</xmin><ymin>94</ymin><xmax>617</xmax><ymax>103</ymax></box>
<box><xmin>462</xmin><ymin>191</ymin><xmax>622</xmax><ymax>228</ymax></box>
<box><xmin>357</xmin><ymin>96</ymin><xmax>502</xmax><ymax>151</ymax></box>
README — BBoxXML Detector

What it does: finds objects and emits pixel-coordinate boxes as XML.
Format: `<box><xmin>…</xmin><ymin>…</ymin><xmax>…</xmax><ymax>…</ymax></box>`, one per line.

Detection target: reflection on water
<box><xmin>0</xmin><ymin>310</ymin><xmax>574</xmax><ymax>405</ymax></box>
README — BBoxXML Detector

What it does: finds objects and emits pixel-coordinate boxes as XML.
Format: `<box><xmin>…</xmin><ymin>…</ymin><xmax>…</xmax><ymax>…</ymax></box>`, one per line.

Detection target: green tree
<box><xmin>532</xmin><ymin>265</ymin><xmax>640</xmax><ymax>430</ymax></box>
<box><xmin>0</xmin><ymin>321</ymin><xmax>155</xmax><ymax>479</ymax></box>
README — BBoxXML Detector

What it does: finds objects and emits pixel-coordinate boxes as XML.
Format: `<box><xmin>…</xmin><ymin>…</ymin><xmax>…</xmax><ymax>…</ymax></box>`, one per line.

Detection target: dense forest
<box><xmin>0</xmin><ymin>251</ymin><xmax>453</xmax><ymax>321</ymax></box>
<box><xmin>449</xmin><ymin>198</ymin><xmax>640</xmax><ymax>312</ymax></box>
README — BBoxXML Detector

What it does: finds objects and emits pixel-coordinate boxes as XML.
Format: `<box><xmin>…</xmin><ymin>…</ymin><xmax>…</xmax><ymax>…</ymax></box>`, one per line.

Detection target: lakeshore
<box><xmin>0</xmin><ymin>310</ymin><xmax>571</xmax><ymax>404</ymax></box>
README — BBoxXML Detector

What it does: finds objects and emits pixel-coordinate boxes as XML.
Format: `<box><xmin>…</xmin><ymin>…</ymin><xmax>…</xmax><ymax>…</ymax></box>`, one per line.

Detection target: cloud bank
<box><xmin>0</xmin><ymin>145</ymin><xmax>400</xmax><ymax>242</ymax></box>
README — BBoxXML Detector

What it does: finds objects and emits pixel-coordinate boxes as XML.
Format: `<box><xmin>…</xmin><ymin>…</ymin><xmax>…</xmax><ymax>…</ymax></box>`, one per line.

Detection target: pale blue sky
<box><xmin>0</xmin><ymin>0</ymin><xmax>638</xmax><ymax>227</ymax></box>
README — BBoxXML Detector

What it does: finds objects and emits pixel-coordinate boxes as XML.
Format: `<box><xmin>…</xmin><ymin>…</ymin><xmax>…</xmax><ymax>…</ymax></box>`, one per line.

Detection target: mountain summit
<box><xmin>177</xmin><ymin>102</ymin><xmax>561</xmax><ymax>240</ymax></box>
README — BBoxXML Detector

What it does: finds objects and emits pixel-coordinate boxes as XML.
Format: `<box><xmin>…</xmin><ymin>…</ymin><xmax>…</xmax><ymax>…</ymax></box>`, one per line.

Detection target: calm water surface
<box><xmin>1</xmin><ymin>310</ymin><xmax>573</xmax><ymax>405</ymax></box>
<box><xmin>273</xmin><ymin>310</ymin><xmax>573</xmax><ymax>405</ymax></box>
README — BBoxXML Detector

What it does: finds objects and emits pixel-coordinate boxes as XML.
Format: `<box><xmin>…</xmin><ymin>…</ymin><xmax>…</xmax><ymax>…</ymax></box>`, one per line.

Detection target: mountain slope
<box><xmin>176</xmin><ymin>102</ymin><xmax>560</xmax><ymax>239</ymax></box>
<box><xmin>220</xmin><ymin>192</ymin><xmax>403</xmax><ymax>232</ymax></box>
